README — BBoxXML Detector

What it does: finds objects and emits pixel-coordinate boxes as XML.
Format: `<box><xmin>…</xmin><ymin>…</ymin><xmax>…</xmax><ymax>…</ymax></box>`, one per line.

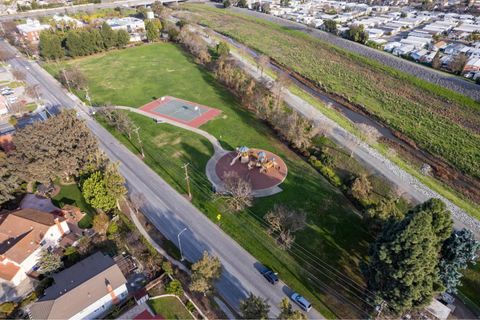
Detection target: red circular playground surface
<box><xmin>215</xmin><ymin>149</ymin><xmax>288</xmax><ymax>191</ymax></box>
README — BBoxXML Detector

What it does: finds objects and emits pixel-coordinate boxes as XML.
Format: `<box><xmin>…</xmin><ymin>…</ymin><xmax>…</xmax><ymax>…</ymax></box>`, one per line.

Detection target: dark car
<box><xmin>262</xmin><ymin>269</ymin><xmax>279</xmax><ymax>284</ymax></box>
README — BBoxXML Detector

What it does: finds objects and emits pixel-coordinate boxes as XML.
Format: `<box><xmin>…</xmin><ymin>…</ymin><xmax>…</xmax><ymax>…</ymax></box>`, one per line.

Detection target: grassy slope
<box><xmin>46</xmin><ymin>43</ymin><xmax>373</xmax><ymax>318</ymax></box>
<box><xmin>148</xmin><ymin>297</ymin><xmax>193</xmax><ymax>320</ymax></box>
<box><xmin>180</xmin><ymin>4</ymin><xmax>480</xmax><ymax>181</ymax></box>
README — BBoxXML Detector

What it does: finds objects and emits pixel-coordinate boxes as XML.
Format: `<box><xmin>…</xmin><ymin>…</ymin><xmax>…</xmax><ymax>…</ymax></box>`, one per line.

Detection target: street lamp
<box><xmin>177</xmin><ymin>228</ymin><xmax>187</xmax><ymax>261</ymax></box>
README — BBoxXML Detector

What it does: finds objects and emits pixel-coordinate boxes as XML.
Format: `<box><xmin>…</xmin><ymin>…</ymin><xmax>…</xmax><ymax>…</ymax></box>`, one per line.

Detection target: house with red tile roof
<box><xmin>0</xmin><ymin>208</ymin><xmax>70</xmax><ymax>286</ymax></box>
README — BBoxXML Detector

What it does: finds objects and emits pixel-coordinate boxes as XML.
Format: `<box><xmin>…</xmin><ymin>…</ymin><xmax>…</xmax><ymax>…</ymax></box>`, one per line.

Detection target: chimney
<box><xmin>54</xmin><ymin>218</ymin><xmax>65</xmax><ymax>236</ymax></box>
<box><xmin>105</xmin><ymin>279</ymin><xmax>119</xmax><ymax>304</ymax></box>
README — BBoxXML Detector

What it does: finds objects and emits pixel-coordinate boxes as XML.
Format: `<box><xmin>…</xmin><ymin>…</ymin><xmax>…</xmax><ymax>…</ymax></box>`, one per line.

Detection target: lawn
<box><xmin>179</xmin><ymin>5</ymin><xmax>480</xmax><ymax>182</ymax></box>
<box><xmin>148</xmin><ymin>297</ymin><xmax>193</xmax><ymax>320</ymax></box>
<box><xmin>46</xmin><ymin>43</ymin><xmax>373</xmax><ymax>318</ymax></box>
<box><xmin>52</xmin><ymin>183</ymin><xmax>94</xmax><ymax>228</ymax></box>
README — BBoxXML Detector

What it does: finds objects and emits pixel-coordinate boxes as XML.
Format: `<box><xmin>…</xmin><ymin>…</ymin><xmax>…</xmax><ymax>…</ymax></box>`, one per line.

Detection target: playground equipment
<box><xmin>230</xmin><ymin>146</ymin><xmax>251</xmax><ymax>166</ymax></box>
<box><xmin>230</xmin><ymin>146</ymin><xmax>280</xmax><ymax>174</ymax></box>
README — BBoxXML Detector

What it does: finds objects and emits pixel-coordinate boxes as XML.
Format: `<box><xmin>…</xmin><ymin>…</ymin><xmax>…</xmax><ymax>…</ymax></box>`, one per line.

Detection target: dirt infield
<box><xmin>140</xmin><ymin>96</ymin><xmax>221</xmax><ymax>128</ymax></box>
<box><xmin>215</xmin><ymin>149</ymin><xmax>287</xmax><ymax>191</ymax></box>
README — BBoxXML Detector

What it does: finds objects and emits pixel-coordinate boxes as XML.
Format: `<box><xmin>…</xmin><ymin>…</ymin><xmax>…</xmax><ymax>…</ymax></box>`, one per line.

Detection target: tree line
<box><xmin>39</xmin><ymin>22</ymin><xmax>130</xmax><ymax>60</ymax></box>
<box><xmin>175</xmin><ymin>27</ymin><xmax>479</xmax><ymax>318</ymax></box>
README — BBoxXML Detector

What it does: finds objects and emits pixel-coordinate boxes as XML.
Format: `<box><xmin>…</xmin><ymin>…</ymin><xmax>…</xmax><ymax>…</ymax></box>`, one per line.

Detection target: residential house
<box><xmin>16</xmin><ymin>19</ymin><xmax>51</xmax><ymax>43</ymax></box>
<box><xmin>52</xmin><ymin>15</ymin><xmax>84</xmax><ymax>30</ymax></box>
<box><xmin>464</xmin><ymin>56</ymin><xmax>480</xmax><ymax>72</ymax></box>
<box><xmin>0</xmin><ymin>208</ymin><xmax>70</xmax><ymax>286</ymax></box>
<box><xmin>0</xmin><ymin>95</ymin><xmax>8</xmax><ymax>116</ymax></box>
<box><xmin>106</xmin><ymin>17</ymin><xmax>145</xmax><ymax>33</ymax></box>
<box><xmin>29</xmin><ymin>252</ymin><xmax>128</xmax><ymax>320</ymax></box>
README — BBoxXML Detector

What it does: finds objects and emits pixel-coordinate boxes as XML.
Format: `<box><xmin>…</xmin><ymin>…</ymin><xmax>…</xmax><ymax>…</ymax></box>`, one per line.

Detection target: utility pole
<box><xmin>182</xmin><ymin>163</ymin><xmax>192</xmax><ymax>200</ymax></box>
<box><xmin>133</xmin><ymin>126</ymin><xmax>145</xmax><ymax>158</ymax></box>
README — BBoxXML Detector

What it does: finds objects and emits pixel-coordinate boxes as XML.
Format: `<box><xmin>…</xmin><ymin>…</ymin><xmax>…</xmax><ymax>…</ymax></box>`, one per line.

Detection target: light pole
<box><xmin>177</xmin><ymin>228</ymin><xmax>187</xmax><ymax>261</ymax></box>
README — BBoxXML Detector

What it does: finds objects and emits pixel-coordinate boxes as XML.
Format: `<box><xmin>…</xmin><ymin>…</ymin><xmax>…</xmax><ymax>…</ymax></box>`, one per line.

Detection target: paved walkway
<box><xmin>114</xmin><ymin>106</ymin><xmax>283</xmax><ymax>198</ymax></box>
<box><xmin>122</xmin><ymin>198</ymin><xmax>191</xmax><ymax>275</ymax></box>
<box><xmin>202</xmin><ymin>32</ymin><xmax>480</xmax><ymax>238</ymax></box>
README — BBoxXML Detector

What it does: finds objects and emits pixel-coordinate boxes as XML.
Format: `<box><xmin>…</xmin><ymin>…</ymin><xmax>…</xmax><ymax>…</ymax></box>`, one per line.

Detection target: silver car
<box><xmin>291</xmin><ymin>293</ymin><xmax>312</xmax><ymax>312</ymax></box>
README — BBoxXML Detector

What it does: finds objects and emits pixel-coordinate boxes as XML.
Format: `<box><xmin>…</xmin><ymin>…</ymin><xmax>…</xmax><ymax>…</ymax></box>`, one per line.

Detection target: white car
<box><xmin>291</xmin><ymin>293</ymin><xmax>312</xmax><ymax>312</ymax></box>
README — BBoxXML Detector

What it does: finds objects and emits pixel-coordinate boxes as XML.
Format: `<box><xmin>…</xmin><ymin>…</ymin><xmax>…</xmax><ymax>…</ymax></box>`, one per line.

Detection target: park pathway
<box><xmin>113</xmin><ymin>106</ymin><xmax>283</xmax><ymax>197</ymax></box>
<box><xmin>192</xmin><ymin>25</ymin><xmax>480</xmax><ymax>238</ymax></box>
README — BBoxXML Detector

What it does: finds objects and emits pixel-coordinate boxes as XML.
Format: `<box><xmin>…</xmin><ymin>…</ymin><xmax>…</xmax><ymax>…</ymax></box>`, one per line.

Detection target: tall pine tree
<box><xmin>365</xmin><ymin>199</ymin><xmax>452</xmax><ymax>315</ymax></box>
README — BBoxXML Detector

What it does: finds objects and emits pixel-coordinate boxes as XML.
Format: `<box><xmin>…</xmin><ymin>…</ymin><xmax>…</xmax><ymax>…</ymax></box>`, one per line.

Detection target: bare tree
<box><xmin>271</xmin><ymin>71</ymin><xmax>291</xmax><ymax>111</ymax></box>
<box><xmin>449</xmin><ymin>53</ymin><xmax>468</xmax><ymax>75</ymax></box>
<box><xmin>264</xmin><ymin>204</ymin><xmax>306</xmax><ymax>250</ymax></box>
<box><xmin>130</xmin><ymin>192</ymin><xmax>146</xmax><ymax>214</ymax></box>
<box><xmin>8</xmin><ymin>101</ymin><xmax>27</xmax><ymax>114</ymax></box>
<box><xmin>12</xmin><ymin>68</ymin><xmax>26</xmax><ymax>81</ymax></box>
<box><xmin>58</xmin><ymin>66</ymin><xmax>87</xmax><ymax>91</ymax></box>
<box><xmin>278</xmin><ymin>229</ymin><xmax>295</xmax><ymax>250</ymax></box>
<box><xmin>220</xmin><ymin>171</ymin><xmax>253</xmax><ymax>212</ymax></box>
<box><xmin>351</xmin><ymin>174</ymin><xmax>372</xmax><ymax>202</ymax></box>
<box><xmin>256</xmin><ymin>54</ymin><xmax>270</xmax><ymax>77</ymax></box>
<box><xmin>355</xmin><ymin>123</ymin><xmax>381</xmax><ymax>144</ymax></box>
<box><xmin>0</xmin><ymin>49</ymin><xmax>13</xmax><ymax>61</ymax></box>
<box><xmin>25</xmin><ymin>84</ymin><xmax>40</xmax><ymax>103</ymax></box>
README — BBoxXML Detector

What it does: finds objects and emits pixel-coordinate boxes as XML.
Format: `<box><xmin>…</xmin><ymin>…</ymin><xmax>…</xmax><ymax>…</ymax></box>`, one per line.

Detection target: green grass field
<box><xmin>179</xmin><ymin>5</ymin><xmax>480</xmax><ymax>182</ymax></box>
<box><xmin>148</xmin><ymin>297</ymin><xmax>193</xmax><ymax>320</ymax></box>
<box><xmin>46</xmin><ymin>43</ymin><xmax>373</xmax><ymax>318</ymax></box>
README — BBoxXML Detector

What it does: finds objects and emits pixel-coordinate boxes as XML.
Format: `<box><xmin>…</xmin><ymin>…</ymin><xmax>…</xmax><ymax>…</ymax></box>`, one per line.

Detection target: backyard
<box><xmin>148</xmin><ymin>297</ymin><xmax>193</xmax><ymax>320</ymax></box>
<box><xmin>52</xmin><ymin>182</ymin><xmax>94</xmax><ymax>228</ymax></box>
<box><xmin>45</xmin><ymin>43</ymin><xmax>373</xmax><ymax>318</ymax></box>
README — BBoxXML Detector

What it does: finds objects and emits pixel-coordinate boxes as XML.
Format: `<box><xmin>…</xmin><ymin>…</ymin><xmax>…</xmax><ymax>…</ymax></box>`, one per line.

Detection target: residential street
<box><xmin>0</xmin><ymin>39</ymin><xmax>326</xmax><ymax>319</ymax></box>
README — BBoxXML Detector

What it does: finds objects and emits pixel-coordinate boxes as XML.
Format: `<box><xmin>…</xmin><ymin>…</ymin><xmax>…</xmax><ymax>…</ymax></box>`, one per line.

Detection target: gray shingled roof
<box><xmin>29</xmin><ymin>252</ymin><xmax>127</xmax><ymax>320</ymax></box>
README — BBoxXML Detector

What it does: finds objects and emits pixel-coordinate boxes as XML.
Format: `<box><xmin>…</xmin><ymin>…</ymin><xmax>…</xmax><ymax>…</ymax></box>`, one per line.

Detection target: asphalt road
<box><xmin>224</xmin><ymin>6</ymin><xmax>480</xmax><ymax>102</ymax></box>
<box><xmin>0</xmin><ymin>0</ymin><xmax>174</xmax><ymax>21</ymax></box>
<box><xmin>0</xmin><ymin>39</ymin><xmax>325</xmax><ymax>319</ymax></box>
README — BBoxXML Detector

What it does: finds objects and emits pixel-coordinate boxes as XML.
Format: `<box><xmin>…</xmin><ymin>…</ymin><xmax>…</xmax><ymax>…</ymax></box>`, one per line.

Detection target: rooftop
<box><xmin>29</xmin><ymin>252</ymin><xmax>127</xmax><ymax>320</ymax></box>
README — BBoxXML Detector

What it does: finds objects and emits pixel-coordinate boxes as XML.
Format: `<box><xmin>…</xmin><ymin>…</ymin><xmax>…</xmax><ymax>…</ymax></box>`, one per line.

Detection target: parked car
<box><xmin>261</xmin><ymin>268</ymin><xmax>279</xmax><ymax>284</ymax></box>
<box><xmin>291</xmin><ymin>293</ymin><xmax>312</xmax><ymax>312</ymax></box>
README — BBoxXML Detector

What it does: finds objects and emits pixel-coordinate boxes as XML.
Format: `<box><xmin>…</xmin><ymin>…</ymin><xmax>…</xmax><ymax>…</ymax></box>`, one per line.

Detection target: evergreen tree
<box><xmin>90</xmin><ymin>29</ymin><xmax>104</xmax><ymax>53</ymax></box>
<box><xmin>240</xmin><ymin>293</ymin><xmax>270</xmax><ymax>319</ymax></box>
<box><xmin>238</xmin><ymin>0</ymin><xmax>248</xmax><ymax>7</ymax></box>
<box><xmin>364</xmin><ymin>199</ymin><xmax>453</xmax><ymax>315</ymax></box>
<box><xmin>82</xmin><ymin>171</ymin><xmax>116</xmax><ymax>212</ymax></box>
<box><xmin>216</xmin><ymin>41</ymin><xmax>230</xmax><ymax>58</ymax></box>
<box><xmin>65</xmin><ymin>30</ymin><xmax>84</xmax><ymax>57</ymax></box>
<box><xmin>10</xmin><ymin>110</ymin><xmax>97</xmax><ymax>184</ymax></box>
<box><xmin>100</xmin><ymin>22</ymin><xmax>116</xmax><ymax>49</ymax></box>
<box><xmin>323</xmin><ymin>19</ymin><xmax>337</xmax><ymax>34</ymax></box>
<box><xmin>103</xmin><ymin>162</ymin><xmax>127</xmax><ymax>200</ymax></box>
<box><xmin>0</xmin><ymin>151</ymin><xmax>20</xmax><ymax>206</ymax></box>
<box><xmin>38</xmin><ymin>249</ymin><xmax>63</xmax><ymax>274</ymax></box>
<box><xmin>116</xmin><ymin>30</ymin><xmax>130</xmax><ymax>48</ymax></box>
<box><xmin>145</xmin><ymin>20</ymin><xmax>160</xmax><ymax>42</ymax></box>
<box><xmin>439</xmin><ymin>229</ymin><xmax>479</xmax><ymax>293</ymax></box>
<box><xmin>39</xmin><ymin>31</ymin><xmax>64</xmax><ymax>60</ymax></box>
